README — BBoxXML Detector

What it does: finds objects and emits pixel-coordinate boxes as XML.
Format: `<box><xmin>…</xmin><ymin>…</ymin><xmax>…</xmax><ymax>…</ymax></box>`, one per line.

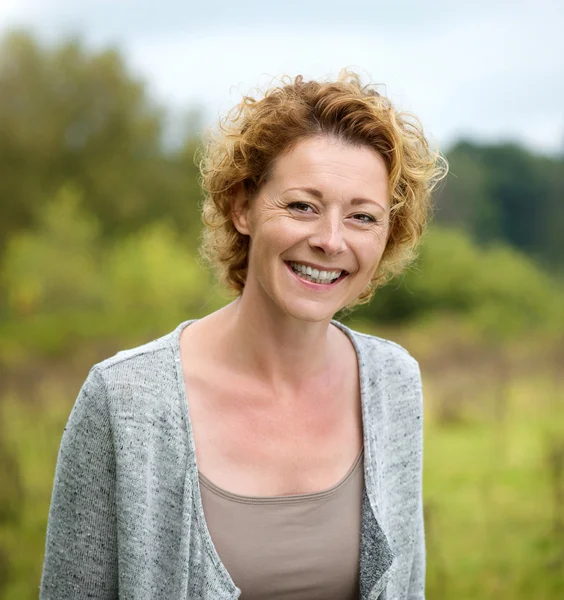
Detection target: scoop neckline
<box><xmin>198</xmin><ymin>446</ymin><xmax>364</xmax><ymax>505</ymax></box>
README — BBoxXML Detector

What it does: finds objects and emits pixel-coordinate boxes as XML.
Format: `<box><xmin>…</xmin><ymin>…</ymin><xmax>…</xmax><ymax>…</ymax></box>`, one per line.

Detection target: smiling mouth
<box><xmin>284</xmin><ymin>261</ymin><xmax>349</xmax><ymax>285</ymax></box>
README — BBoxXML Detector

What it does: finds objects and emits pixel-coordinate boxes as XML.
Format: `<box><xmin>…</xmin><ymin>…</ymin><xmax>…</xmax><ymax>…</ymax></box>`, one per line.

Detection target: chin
<box><xmin>278</xmin><ymin>296</ymin><xmax>343</xmax><ymax>324</ymax></box>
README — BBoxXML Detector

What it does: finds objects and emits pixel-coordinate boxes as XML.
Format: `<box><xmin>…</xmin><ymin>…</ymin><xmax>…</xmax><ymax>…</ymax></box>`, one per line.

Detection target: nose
<box><xmin>308</xmin><ymin>211</ymin><xmax>347</xmax><ymax>256</ymax></box>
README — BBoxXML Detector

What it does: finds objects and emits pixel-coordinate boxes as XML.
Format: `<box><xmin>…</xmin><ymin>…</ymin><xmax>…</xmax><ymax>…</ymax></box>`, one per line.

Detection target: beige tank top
<box><xmin>198</xmin><ymin>447</ymin><xmax>364</xmax><ymax>600</ymax></box>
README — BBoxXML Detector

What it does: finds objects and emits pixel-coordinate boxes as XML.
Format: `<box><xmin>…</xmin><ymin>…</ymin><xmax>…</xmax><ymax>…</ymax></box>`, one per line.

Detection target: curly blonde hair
<box><xmin>198</xmin><ymin>70</ymin><xmax>448</xmax><ymax>309</ymax></box>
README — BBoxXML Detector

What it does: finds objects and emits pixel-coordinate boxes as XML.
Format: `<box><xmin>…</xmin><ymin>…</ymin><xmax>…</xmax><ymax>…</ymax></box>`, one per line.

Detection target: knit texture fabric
<box><xmin>40</xmin><ymin>319</ymin><xmax>425</xmax><ymax>600</ymax></box>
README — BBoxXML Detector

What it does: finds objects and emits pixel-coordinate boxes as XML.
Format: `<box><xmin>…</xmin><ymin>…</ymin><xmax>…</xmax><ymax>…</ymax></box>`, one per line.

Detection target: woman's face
<box><xmin>232</xmin><ymin>135</ymin><xmax>391</xmax><ymax>323</ymax></box>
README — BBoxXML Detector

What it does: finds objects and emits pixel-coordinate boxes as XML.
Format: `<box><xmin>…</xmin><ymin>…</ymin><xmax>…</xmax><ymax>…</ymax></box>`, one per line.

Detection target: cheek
<box><xmin>260</xmin><ymin>217</ymin><xmax>302</xmax><ymax>246</ymax></box>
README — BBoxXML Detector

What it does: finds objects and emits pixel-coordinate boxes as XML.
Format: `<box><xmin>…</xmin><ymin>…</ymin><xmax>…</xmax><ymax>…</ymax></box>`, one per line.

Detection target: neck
<box><xmin>214</xmin><ymin>295</ymin><xmax>341</xmax><ymax>399</ymax></box>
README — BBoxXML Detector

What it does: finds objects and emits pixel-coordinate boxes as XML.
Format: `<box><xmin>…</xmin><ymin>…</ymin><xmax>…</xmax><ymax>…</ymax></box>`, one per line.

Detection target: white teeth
<box><xmin>289</xmin><ymin>261</ymin><xmax>343</xmax><ymax>283</ymax></box>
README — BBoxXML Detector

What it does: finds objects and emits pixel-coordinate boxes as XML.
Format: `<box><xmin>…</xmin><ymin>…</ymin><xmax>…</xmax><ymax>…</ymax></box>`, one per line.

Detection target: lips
<box><xmin>284</xmin><ymin>261</ymin><xmax>348</xmax><ymax>288</ymax></box>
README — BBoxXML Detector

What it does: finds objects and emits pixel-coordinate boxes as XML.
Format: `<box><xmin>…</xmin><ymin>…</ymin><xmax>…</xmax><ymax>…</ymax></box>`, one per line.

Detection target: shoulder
<box><xmin>334</xmin><ymin>320</ymin><xmax>423</xmax><ymax>429</ymax></box>
<box><xmin>79</xmin><ymin>322</ymin><xmax>189</xmax><ymax>415</ymax></box>
<box><xmin>356</xmin><ymin>328</ymin><xmax>419</xmax><ymax>370</ymax></box>
<box><xmin>334</xmin><ymin>320</ymin><xmax>422</xmax><ymax>388</ymax></box>
<box><xmin>355</xmin><ymin>329</ymin><xmax>422</xmax><ymax>406</ymax></box>
<box><xmin>336</xmin><ymin>323</ymin><xmax>424</xmax><ymax>458</ymax></box>
<box><xmin>94</xmin><ymin>328</ymin><xmax>176</xmax><ymax>375</ymax></box>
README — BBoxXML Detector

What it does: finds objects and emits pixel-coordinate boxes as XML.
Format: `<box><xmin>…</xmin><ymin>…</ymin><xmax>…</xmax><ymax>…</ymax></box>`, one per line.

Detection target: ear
<box><xmin>231</xmin><ymin>186</ymin><xmax>251</xmax><ymax>236</ymax></box>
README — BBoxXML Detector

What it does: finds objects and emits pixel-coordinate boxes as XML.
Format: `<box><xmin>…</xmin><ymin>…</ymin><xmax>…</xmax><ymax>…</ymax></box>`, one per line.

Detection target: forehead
<box><xmin>268</xmin><ymin>135</ymin><xmax>389</xmax><ymax>197</ymax></box>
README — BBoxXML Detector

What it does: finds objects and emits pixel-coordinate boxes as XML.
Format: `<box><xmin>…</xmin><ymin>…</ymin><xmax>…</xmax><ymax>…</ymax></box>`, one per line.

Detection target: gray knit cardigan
<box><xmin>40</xmin><ymin>319</ymin><xmax>425</xmax><ymax>599</ymax></box>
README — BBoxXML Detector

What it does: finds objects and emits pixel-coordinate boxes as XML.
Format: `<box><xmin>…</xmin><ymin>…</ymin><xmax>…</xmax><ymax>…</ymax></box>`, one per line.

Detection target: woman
<box><xmin>40</xmin><ymin>71</ymin><xmax>447</xmax><ymax>599</ymax></box>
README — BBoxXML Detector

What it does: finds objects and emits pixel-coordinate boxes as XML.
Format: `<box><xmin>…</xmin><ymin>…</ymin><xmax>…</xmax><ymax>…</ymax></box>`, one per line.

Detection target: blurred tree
<box><xmin>436</xmin><ymin>141</ymin><xmax>564</xmax><ymax>271</ymax></box>
<box><xmin>104</xmin><ymin>219</ymin><xmax>212</xmax><ymax>331</ymax></box>
<box><xmin>1</xmin><ymin>29</ymin><xmax>562</xmax><ymax>337</ymax></box>
<box><xmin>0</xmin><ymin>182</ymin><xmax>219</xmax><ymax>354</ymax></box>
<box><xmin>352</xmin><ymin>227</ymin><xmax>564</xmax><ymax>336</ymax></box>
<box><xmin>0</xmin><ymin>30</ymin><xmax>203</xmax><ymax>256</ymax></box>
<box><xmin>0</xmin><ymin>184</ymin><xmax>103</xmax><ymax>317</ymax></box>
<box><xmin>434</xmin><ymin>141</ymin><xmax>500</xmax><ymax>242</ymax></box>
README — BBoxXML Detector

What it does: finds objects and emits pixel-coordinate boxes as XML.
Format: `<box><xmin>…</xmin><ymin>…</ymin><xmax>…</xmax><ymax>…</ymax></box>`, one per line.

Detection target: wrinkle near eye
<box><xmin>253</xmin><ymin>192</ymin><xmax>293</xmax><ymax>224</ymax></box>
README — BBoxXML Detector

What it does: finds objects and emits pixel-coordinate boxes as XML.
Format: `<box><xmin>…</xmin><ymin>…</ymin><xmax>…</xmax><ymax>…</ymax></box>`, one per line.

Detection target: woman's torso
<box><xmin>179</xmin><ymin>316</ymin><xmax>364</xmax><ymax>597</ymax></box>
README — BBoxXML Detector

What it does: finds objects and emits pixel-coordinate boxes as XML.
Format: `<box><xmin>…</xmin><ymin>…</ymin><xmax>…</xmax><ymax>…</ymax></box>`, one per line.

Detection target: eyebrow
<box><xmin>283</xmin><ymin>186</ymin><xmax>386</xmax><ymax>211</ymax></box>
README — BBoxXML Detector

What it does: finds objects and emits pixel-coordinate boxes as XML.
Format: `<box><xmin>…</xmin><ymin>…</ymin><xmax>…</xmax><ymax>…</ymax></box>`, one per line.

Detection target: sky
<box><xmin>1</xmin><ymin>0</ymin><xmax>563</xmax><ymax>155</ymax></box>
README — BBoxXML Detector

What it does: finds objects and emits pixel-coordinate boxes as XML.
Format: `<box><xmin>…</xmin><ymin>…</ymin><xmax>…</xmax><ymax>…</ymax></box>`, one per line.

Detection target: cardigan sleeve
<box><xmin>407</xmin><ymin>492</ymin><xmax>426</xmax><ymax>599</ymax></box>
<box><xmin>407</xmin><ymin>364</ymin><xmax>426</xmax><ymax>600</ymax></box>
<box><xmin>40</xmin><ymin>367</ymin><xmax>118</xmax><ymax>599</ymax></box>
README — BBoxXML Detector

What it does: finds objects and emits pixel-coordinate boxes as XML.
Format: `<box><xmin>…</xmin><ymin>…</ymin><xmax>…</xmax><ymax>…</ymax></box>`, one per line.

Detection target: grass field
<box><xmin>1</xmin><ymin>320</ymin><xmax>563</xmax><ymax>599</ymax></box>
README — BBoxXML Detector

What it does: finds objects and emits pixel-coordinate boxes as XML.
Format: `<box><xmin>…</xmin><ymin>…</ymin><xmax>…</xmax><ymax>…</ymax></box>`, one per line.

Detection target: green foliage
<box><xmin>436</xmin><ymin>140</ymin><xmax>564</xmax><ymax>270</ymax></box>
<box><xmin>1</xmin><ymin>28</ymin><xmax>564</xmax><ymax>600</ymax></box>
<box><xmin>1</xmin><ymin>184</ymin><xmax>103</xmax><ymax>317</ymax></box>
<box><xmin>0</xmin><ymin>30</ymin><xmax>203</xmax><ymax>254</ymax></box>
<box><xmin>1</xmin><ymin>326</ymin><xmax>564</xmax><ymax>599</ymax></box>
<box><xmin>356</xmin><ymin>227</ymin><xmax>564</xmax><ymax>337</ymax></box>
<box><xmin>0</xmin><ymin>184</ymin><xmax>218</xmax><ymax>354</ymax></box>
<box><xmin>104</xmin><ymin>220</ymin><xmax>210</xmax><ymax>330</ymax></box>
<box><xmin>434</xmin><ymin>143</ymin><xmax>501</xmax><ymax>241</ymax></box>
<box><xmin>0</xmin><ymin>391</ymin><xmax>73</xmax><ymax>600</ymax></box>
<box><xmin>1</xmin><ymin>28</ymin><xmax>563</xmax><ymax>341</ymax></box>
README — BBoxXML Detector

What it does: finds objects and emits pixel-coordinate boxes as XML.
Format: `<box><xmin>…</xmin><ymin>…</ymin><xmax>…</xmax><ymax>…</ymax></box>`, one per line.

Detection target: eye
<box><xmin>288</xmin><ymin>201</ymin><xmax>314</xmax><ymax>213</ymax></box>
<box><xmin>352</xmin><ymin>213</ymin><xmax>377</xmax><ymax>224</ymax></box>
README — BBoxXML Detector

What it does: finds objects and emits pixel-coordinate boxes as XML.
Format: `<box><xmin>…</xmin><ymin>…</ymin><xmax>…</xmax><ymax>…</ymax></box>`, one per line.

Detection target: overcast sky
<box><xmin>1</xmin><ymin>0</ymin><xmax>563</xmax><ymax>154</ymax></box>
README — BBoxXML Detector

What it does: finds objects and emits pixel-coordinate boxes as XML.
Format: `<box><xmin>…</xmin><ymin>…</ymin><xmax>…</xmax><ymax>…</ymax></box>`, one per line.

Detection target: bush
<box><xmin>0</xmin><ymin>184</ymin><xmax>219</xmax><ymax>354</ymax></box>
<box><xmin>355</xmin><ymin>227</ymin><xmax>564</xmax><ymax>337</ymax></box>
